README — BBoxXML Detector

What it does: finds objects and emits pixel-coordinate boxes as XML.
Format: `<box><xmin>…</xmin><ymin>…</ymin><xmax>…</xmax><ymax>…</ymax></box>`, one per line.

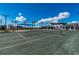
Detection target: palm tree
<box><xmin>40</xmin><ymin>21</ymin><xmax>44</xmax><ymax>29</ymax></box>
<box><xmin>49</xmin><ymin>23</ymin><xmax>51</xmax><ymax>30</ymax></box>
<box><xmin>32</xmin><ymin>21</ymin><xmax>36</xmax><ymax>29</ymax></box>
<box><xmin>23</xmin><ymin>20</ymin><xmax>27</xmax><ymax>28</ymax></box>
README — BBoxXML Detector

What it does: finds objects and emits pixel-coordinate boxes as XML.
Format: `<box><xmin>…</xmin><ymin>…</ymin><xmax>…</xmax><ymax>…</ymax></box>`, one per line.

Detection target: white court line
<box><xmin>16</xmin><ymin>32</ymin><xmax>60</xmax><ymax>39</ymax></box>
<box><xmin>0</xmin><ymin>35</ymin><xmax>56</xmax><ymax>51</ymax></box>
<box><xmin>0</xmin><ymin>31</ymin><xmax>60</xmax><ymax>44</ymax></box>
<box><xmin>62</xmin><ymin>33</ymin><xmax>79</xmax><ymax>54</ymax></box>
<box><xmin>54</xmin><ymin>32</ymin><xmax>79</xmax><ymax>54</ymax></box>
<box><xmin>0</xmin><ymin>34</ymin><xmax>52</xmax><ymax>44</ymax></box>
<box><xmin>15</xmin><ymin>33</ymin><xmax>26</xmax><ymax>39</ymax></box>
<box><xmin>0</xmin><ymin>32</ymin><xmax>29</xmax><ymax>37</ymax></box>
<box><xmin>0</xmin><ymin>33</ymin><xmax>14</xmax><ymax>35</ymax></box>
<box><xmin>0</xmin><ymin>35</ymin><xmax>19</xmax><ymax>39</ymax></box>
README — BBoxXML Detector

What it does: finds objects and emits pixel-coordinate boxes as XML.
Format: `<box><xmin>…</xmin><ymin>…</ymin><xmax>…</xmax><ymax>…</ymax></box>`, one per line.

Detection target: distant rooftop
<box><xmin>50</xmin><ymin>23</ymin><xmax>66</xmax><ymax>25</ymax></box>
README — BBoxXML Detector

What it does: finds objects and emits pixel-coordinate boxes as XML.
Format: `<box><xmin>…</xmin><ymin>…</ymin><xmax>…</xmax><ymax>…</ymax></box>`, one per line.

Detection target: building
<box><xmin>50</xmin><ymin>23</ymin><xmax>66</xmax><ymax>30</ymax></box>
<box><xmin>68</xmin><ymin>23</ymin><xmax>79</xmax><ymax>30</ymax></box>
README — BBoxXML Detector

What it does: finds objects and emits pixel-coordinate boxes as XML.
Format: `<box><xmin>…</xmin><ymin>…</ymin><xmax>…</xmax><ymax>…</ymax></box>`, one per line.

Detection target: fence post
<box><xmin>60</xmin><ymin>29</ymin><xmax>62</xmax><ymax>40</ymax></box>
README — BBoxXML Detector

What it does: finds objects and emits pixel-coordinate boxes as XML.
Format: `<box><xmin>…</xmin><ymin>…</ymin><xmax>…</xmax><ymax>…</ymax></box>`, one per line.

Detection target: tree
<box><xmin>23</xmin><ymin>20</ymin><xmax>27</xmax><ymax>28</ymax></box>
<box><xmin>14</xmin><ymin>20</ymin><xmax>18</xmax><ymax>30</ymax></box>
<box><xmin>32</xmin><ymin>21</ymin><xmax>36</xmax><ymax>29</ymax></box>
<box><xmin>39</xmin><ymin>21</ymin><xmax>44</xmax><ymax>29</ymax></box>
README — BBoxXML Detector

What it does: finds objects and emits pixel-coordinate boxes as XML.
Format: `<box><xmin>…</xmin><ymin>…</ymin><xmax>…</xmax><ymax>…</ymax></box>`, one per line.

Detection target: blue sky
<box><xmin>0</xmin><ymin>3</ymin><xmax>79</xmax><ymax>26</ymax></box>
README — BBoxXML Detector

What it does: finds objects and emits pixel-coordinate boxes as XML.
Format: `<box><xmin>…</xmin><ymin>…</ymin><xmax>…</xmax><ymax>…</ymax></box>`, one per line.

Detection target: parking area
<box><xmin>0</xmin><ymin>30</ymin><xmax>78</xmax><ymax>55</ymax></box>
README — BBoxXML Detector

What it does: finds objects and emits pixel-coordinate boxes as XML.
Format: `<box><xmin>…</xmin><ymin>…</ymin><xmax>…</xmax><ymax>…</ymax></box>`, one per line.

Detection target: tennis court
<box><xmin>0</xmin><ymin>30</ymin><xmax>78</xmax><ymax>55</ymax></box>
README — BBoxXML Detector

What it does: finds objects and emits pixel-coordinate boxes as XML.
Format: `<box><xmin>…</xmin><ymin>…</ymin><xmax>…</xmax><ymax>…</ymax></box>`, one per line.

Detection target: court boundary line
<box><xmin>0</xmin><ymin>34</ymin><xmax>53</xmax><ymax>44</ymax></box>
<box><xmin>0</xmin><ymin>35</ymin><xmax>58</xmax><ymax>51</ymax></box>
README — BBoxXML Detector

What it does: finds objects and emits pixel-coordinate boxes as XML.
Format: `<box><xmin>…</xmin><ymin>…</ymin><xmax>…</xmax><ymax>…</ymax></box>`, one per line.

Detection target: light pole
<box><xmin>0</xmin><ymin>19</ymin><xmax>2</xmax><ymax>30</ymax></box>
<box><xmin>0</xmin><ymin>19</ymin><xmax>2</xmax><ymax>26</ymax></box>
<box><xmin>12</xmin><ymin>19</ymin><xmax>15</xmax><ymax>32</ymax></box>
<box><xmin>0</xmin><ymin>14</ymin><xmax>10</xmax><ymax>30</ymax></box>
<box><xmin>14</xmin><ymin>20</ymin><xmax>18</xmax><ymax>30</ymax></box>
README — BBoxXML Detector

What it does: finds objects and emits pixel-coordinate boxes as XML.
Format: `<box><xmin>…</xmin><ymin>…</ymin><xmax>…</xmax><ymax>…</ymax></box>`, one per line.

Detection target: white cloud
<box><xmin>71</xmin><ymin>21</ymin><xmax>79</xmax><ymax>23</ymax></box>
<box><xmin>36</xmin><ymin>12</ymin><xmax>70</xmax><ymax>24</ymax></box>
<box><xmin>19</xmin><ymin>13</ymin><xmax>22</xmax><ymax>16</ymax></box>
<box><xmin>0</xmin><ymin>15</ymin><xmax>5</xmax><ymax>20</ymax></box>
<box><xmin>68</xmin><ymin>21</ymin><xmax>79</xmax><ymax>24</ymax></box>
<box><xmin>52</xmin><ymin>20</ymin><xmax>58</xmax><ymax>23</ymax></box>
<box><xmin>16</xmin><ymin>13</ymin><xmax>26</xmax><ymax>21</ymax></box>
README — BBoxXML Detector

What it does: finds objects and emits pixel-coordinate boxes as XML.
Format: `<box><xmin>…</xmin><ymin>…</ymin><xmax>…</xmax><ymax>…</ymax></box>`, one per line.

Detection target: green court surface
<box><xmin>0</xmin><ymin>30</ymin><xmax>78</xmax><ymax>55</ymax></box>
